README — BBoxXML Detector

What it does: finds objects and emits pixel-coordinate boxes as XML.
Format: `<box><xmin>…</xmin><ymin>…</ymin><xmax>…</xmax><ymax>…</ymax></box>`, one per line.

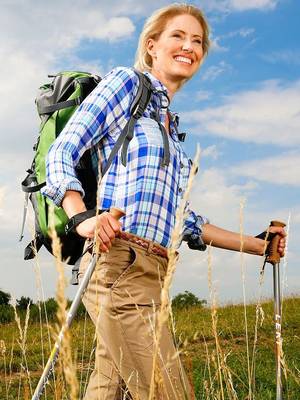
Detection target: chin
<box><xmin>171</xmin><ymin>68</ymin><xmax>194</xmax><ymax>81</ymax></box>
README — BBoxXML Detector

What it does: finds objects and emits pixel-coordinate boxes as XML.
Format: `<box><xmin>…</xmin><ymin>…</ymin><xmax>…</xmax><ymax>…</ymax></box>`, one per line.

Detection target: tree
<box><xmin>0</xmin><ymin>290</ymin><xmax>11</xmax><ymax>305</ymax></box>
<box><xmin>172</xmin><ymin>291</ymin><xmax>207</xmax><ymax>309</ymax></box>
<box><xmin>16</xmin><ymin>296</ymin><xmax>32</xmax><ymax>310</ymax></box>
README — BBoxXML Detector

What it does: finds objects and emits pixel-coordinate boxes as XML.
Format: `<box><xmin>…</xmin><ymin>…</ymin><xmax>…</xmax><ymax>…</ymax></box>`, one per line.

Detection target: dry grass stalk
<box><xmin>279</xmin><ymin>212</ymin><xmax>291</xmax><ymax>385</ymax></box>
<box><xmin>249</xmin><ymin>229</ymin><xmax>270</xmax><ymax>395</ymax></box>
<box><xmin>28</xmin><ymin>210</ymin><xmax>59</xmax><ymax>399</ymax></box>
<box><xmin>279</xmin><ymin>213</ymin><xmax>290</xmax><ymax>390</ymax></box>
<box><xmin>33</xmin><ymin>257</ymin><xmax>51</xmax><ymax>399</ymax></box>
<box><xmin>207</xmin><ymin>246</ymin><xmax>239</xmax><ymax>400</ymax></box>
<box><xmin>48</xmin><ymin>204</ymin><xmax>79</xmax><ymax>400</ymax></box>
<box><xmin>6</xmin><ymin>336</ymin><xmax>15</xmax><ymax>396</ymax></box>
<box><xmin>149</xmin><ymin>146</ymin><xmax>201</xmax><ymax>400</ymax></box>
<box><xmin>82</xmin><ymin>334</ymin><xmax>98</xmax><ymax>395</ymax></box>
<box><xmin>0</xmin><ymin>339</ymin><xmax>9</xmax><ymax>400</ymax></box>
<box><xmin>238</xmin><ymin>199</ymin><xmax>253</xmax><ymax>400</ymax></box>
<box><xmin>79</xmin><ymin>310</ymin><xmax>88</xmax><ymax>399</ymax></box>
<box><xmin>12</xmin><ymin>300</ymin><xmax>33</xmax><ymax>397</ymax></box>
<box><xmin>203</xmin><ymin>335</ymin><xmax>214</xmax><ymax>399</ymax></box>
<box><xmin>207</xmin><ymin>246</ymin><xmax>224</xmax><ymax>400</ymax></box>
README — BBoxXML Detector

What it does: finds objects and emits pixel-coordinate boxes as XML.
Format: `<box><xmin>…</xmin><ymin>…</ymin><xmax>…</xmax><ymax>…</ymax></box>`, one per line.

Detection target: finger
<box><xmin>269</xmin><ymin>227</ymin><xmax>280</xmax><ymax>235</ymax></box>
<box><xmin>280</xmin><ymin>237</ymin><xmax>286</xmax><ymax>245</ymax></box>
<box><xmin>102</xmin><ymin>222</ymin><xmax>117</xmax><ymax>241</ymax></box>
<box><xmin>107</xmin><ymin>214</ymin><xmax>122</xmax><ymax>232</ymax></box>
<box><xmin>98</xmin><ymin>238</ymin><xmax>109</xmax><ymax>253</ymax></box>
<box><xmin>97</xmin><ymin>225</ymin><xmax>112</xmax><ymax>250</ymax></box>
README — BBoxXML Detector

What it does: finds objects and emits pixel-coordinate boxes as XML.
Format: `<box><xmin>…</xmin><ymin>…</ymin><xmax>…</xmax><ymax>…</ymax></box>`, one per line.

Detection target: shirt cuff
<box><xmin>41</xmin><ymin>179</ymin><xmax>85</xmax><ymax>207</ymax></box>
<box><xmin>182</xmin><ymin>214</ymin><xmax>209</xmax><ymax>251</ymax></box>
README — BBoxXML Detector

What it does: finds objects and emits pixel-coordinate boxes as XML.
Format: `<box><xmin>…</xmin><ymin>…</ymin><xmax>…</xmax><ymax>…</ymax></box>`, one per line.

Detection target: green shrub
<box><xmin>172</xmin><ymin>291</ymin><xmax>207</xmax><ymax>309</ymax></box>
<box><xmin>0</xmin><ymin>289</ymin><xmax>11</xmax><ymax>305</ymax></box>
<box><xmin>0</xmin><ymin>304</ymin><xmax>14</xmax><ymax>323</ymax></box>
<box><xmin>41</xmin><ymin>298</ymin><xmax>58</xmax><ymax>321</ymax></box>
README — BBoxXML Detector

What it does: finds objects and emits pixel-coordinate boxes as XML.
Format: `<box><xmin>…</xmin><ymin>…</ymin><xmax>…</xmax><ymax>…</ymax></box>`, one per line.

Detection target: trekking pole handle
<box><xmin>109</xmin><ymin>207</ymin><xmax>126</xmax><ymax>220</ymax></box>
<box><xmin>267</xmin><ymin>220</ymin><xmax>286</xmax><ymax>265</ymax></box>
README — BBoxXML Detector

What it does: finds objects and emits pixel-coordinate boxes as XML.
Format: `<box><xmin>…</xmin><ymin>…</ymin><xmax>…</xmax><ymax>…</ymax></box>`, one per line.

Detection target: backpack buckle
<box><xmin>178</xmin><ymin>132</ymin><xmax>186</xmax><ymax>142</ymax></box>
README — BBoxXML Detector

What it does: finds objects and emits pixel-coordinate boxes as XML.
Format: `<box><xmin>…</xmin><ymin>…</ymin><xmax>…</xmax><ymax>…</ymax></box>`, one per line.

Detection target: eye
<box><xmin>194</xmin><ymin>38</ymin><xmax>202</xmax><ymax>44</ymax></box>
<box><xmin>172</xmin><ymin>33</ymin><xmax>182</xmax><ymax>39</ymax></box>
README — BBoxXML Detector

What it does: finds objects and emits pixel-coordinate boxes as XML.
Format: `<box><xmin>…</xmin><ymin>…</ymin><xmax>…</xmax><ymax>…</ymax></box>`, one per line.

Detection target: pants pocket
<box><xmin>101</xmin><ymin>245</ymin><xmax>137</xmax><ymax>289</ymax></box>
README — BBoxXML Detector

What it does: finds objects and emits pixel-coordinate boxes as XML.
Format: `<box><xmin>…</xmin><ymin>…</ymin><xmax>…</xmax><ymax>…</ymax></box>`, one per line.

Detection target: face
<box><xmin>147</xmin><ymin>14</ymin><xmax>204</xmax><ymax>86</ymax></box>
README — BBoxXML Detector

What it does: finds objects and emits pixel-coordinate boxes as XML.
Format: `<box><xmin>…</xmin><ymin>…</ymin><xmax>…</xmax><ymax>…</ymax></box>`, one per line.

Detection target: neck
<box><xmin>150</xmin><ymin>69</ymin><xmax>183</xmax><ymax>102</ymax></box>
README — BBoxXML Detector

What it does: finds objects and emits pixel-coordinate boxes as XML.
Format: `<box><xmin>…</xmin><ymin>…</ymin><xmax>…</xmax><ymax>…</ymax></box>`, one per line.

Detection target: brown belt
<box><xmin>116</xmin><ymin>231</ymin><xmax>169</xmax><ymax>259</ymax></box>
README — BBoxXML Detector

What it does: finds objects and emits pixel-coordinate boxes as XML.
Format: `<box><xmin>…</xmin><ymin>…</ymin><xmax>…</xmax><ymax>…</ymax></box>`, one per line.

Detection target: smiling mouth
<box><xmin>174</xmin><ymin>56</ymin><xmax>192</xmax><ymax>65</ymax></box>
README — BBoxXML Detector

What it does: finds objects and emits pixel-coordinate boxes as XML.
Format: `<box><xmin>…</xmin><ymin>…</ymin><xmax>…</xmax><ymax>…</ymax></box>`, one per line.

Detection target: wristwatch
<box><xmin>65</xmin><ymin>209</ymin><xmax>97</xmax><ymax>235</ymax></box>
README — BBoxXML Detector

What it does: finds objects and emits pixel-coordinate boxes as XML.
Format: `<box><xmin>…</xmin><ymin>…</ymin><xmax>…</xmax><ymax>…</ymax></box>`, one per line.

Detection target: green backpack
<box><xmin>20</xmin><ymin>69</ymin><xmax>153</xmax><ymax>265</ymax></box>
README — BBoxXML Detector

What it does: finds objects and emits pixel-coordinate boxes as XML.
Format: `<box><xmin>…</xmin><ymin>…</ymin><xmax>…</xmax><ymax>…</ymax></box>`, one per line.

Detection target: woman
<box><xmin>43</xmin><ymin>4</ymin><xmax>286</xmax><ymax>399</ymax></box>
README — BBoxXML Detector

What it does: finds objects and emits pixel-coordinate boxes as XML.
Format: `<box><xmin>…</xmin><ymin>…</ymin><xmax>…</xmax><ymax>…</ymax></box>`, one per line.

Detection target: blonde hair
<box><xmin>134</xmin><ymin>3</ymin><xmax>210</xmax><ymax>73</ymax></box>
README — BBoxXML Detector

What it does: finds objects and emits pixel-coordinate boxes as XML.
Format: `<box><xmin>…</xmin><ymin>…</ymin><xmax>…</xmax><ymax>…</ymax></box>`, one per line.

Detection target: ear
<box><xmin>146</xmin><ymin>38</ymin><xmax>157</xmax><ymax>58</ymax></box>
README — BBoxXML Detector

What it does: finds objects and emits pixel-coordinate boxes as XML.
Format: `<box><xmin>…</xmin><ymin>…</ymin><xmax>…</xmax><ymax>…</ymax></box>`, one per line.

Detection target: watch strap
<box><xmin>65</xmin><ymin>209</ymin><xmax>97</xmax><ymax>235</ymax></box>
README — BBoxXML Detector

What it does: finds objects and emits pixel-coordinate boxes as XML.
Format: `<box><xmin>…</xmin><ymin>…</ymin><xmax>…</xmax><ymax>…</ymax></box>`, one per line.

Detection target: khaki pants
<box><xmin>79</xmin><ymin>237</ymin><xmax>194</xmax><ymax>400</ymax></box>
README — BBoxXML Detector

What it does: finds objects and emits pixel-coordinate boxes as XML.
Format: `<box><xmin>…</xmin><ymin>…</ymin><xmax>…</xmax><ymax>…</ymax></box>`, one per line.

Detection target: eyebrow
<box><xmin>171</xmin><ymin>29</ymin><xmax>203</xmax><ymax>38</ymax></box>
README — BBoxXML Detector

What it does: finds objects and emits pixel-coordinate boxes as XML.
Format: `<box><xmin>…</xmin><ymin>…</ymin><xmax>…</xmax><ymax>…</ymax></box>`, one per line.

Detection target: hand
<box><xmin>268</xmin><ymin>226</ymin><xmax>286</xmax><ymax>258</ymax></box>
<box><xmin>257</xmin><ymin>226</ymin><xmax>286</xmax><ymax>257</ymax></box>
<box><xmin>75</xmin><ymin>211</ymin><xmax>122</xmax><ymax>253</ymax></box>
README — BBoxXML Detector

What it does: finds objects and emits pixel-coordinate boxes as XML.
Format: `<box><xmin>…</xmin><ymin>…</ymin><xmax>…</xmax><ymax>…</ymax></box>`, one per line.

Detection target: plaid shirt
<box><xmin>42</xmin><ymin>67</ymin><xmax>209</xmax><ymax>248</ymax></box>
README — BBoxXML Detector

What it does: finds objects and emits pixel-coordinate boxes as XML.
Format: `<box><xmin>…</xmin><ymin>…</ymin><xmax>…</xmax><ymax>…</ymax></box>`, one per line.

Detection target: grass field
<box><xmin>0</xmin><ymin>296</ymin><xmax>299</xmax><ymax>399</ymax></box>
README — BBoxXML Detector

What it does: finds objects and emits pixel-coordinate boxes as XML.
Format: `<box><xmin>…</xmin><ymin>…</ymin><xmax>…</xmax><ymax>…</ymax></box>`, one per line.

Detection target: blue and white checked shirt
<box><xmin>42</xmin><ymin>67</ymin><xmax>209</xmax><ymax>248</ymax></box>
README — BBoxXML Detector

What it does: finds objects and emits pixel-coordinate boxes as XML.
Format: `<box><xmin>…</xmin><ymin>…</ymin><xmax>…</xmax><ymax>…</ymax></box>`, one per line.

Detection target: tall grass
<box><xmin>149</xmin><ymin>146</ymin><xmax>201</xmax><ymax>399</ymax></box>
<box><xmin>49</xmin><ymin>205</ymin><xmax>79</xmax><ymax>400</ymax></box>
<box><xmin>1</xmin><ymin>152</ymin><xmax>298</xmax><ymax>400</ymax></box>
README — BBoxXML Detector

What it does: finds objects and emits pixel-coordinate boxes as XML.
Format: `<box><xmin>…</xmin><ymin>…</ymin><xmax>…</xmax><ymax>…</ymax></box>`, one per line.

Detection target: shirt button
<box><xmin>180</xmin><ymin>162</ymin><xmax>184</xmax><ymax>168</ymax></box>
<box><xmin>179</xmin><ymin>188</ymin><xmax>182</xmax><ymax>193</ymax></box>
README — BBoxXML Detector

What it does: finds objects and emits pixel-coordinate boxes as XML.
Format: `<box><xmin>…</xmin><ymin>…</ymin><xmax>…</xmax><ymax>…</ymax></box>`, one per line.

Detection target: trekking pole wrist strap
<box><xmin>255</xmin><ymin>231</ymin><xmax>277</xmax><ymax>241</ymax></box>
<box><xmin>65</xmin><ymin>209</ymin><xmax>98</xmax><ymax>235</ymax></box>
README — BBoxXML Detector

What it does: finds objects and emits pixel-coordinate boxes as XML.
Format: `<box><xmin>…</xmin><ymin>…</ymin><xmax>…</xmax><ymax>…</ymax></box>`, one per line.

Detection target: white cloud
<box><xmin>201</xmin><ymin>61</ymin><xmax>231</xmax><ymax>81</ymax></box>
<box><xmin>231</xmin><ymin>152</ymin><xmax>300</xmax><ymax>187</ymax></box>
<box><xmin>196</xmin><ymin>90</ymin><xmax>212</xmax><ymax>101</ymax></box>
<box><xmin>209</xmin><ymin>28</ymin><xmax>255</xmax><ymax>54</ymax></box>
<box><xmin>226</xmin><ymin>0</ymin><xmax>278</xmax><ymax>11</ymax></box>
<box><xmin>0</xmin><ymin>1</ymin><xmax>135</xmax><ymax>156</ymax></box>
<box><xmin>210</xmin><ymin>37</ymin><xmax>229</xmax><ymax>53</ymax></box>
<box><xmin>201</xmin><ymin>145</ymin><xmax>221</xmax><ymax>160</ymax></box>
<box><xmin>262</xmin><ymin>50</ymin><xmax>300</xmax><ymax>66</ymax></box>
<box><xmin>0</xmin><ymin>187</ymin><xmax>4</xmax><ymax>217</ymax></box>
<box><xmin>1</xmin><ymin>2</ymin><xmax>135</xmax><ymax>54</ymax></box>
<box><xmin>189</xmin><ymin>168</ymin><xmax>257</xmax><ymax>229</ymax></box>
<box><xmin>237</xmin><ymin>28</ymin><xmax>256</xmax><ymax>37</ymax></box>
<box><xmin>183</xmin><ymin>80</ymin><xmax>300</xmax><ymax>146</ymax></box>
<box><xmin>195</xmin><ymin>0</ymin><xmax>279</xmax><ymax>12</ymax></box>
<box><xmin>106</xmin><ymin>0</ymin><xmax>278</xmax><ymax>15</ymax></box>
<box><xmin>223</xmin><ymin>27</ymin><xmax>255</xmax><ymax>38</ymax></box>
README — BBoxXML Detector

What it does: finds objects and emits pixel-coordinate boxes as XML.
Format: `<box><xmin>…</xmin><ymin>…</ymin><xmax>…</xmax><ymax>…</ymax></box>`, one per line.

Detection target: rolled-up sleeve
<box><xmin>182</xmin><ymin>201</ymin><xmax>209</xmax><ymax>250</ymax></box>
<box><xmin>41</xmin><ymin>67</ymin><xmax>139</xmax><ymax>207</ymax></box>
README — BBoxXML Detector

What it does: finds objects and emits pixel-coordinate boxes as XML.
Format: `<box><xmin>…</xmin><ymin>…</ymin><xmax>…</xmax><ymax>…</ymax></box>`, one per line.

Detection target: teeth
<box><xmin>174</xmin><ymin>56</ymin><xmax>192</xmax><ymax>64</ymax></box>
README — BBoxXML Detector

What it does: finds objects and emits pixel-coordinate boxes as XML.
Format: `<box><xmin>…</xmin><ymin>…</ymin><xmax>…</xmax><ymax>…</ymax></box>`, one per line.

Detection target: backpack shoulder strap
<box><xmin>101</xmin><ymin>70</ymin><xmax>153</xmax><ymax>176</ymax></box>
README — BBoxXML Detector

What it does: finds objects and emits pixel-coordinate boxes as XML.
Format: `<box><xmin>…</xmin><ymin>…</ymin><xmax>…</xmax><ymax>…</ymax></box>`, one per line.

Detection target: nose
<box><xmin>182</xmin><ymin>38</ymin><xmax>193</xmax><ymax>52</ymax></box>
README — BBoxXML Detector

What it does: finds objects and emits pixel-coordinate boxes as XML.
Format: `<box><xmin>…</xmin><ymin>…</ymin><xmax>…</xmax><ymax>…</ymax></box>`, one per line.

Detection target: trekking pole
<box><xmin>265</xmin><ymin>220</ymin><xmax>286</xmax><ymax>400</ymax></box>
<box><xmin>31</xmin><ymin>207</ymin><xmax>125</xmax><ymax>400</ymax></box>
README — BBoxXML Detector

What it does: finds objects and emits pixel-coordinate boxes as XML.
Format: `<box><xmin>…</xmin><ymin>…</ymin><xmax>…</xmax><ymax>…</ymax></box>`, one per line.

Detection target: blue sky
<box><xmin>0</xmin><ymin>0</ymin><xmax>299</xmax><ymax>304</ymax></box>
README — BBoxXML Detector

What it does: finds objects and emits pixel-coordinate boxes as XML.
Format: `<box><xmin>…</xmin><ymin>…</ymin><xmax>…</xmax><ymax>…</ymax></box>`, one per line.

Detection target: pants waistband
<box><xmin>116</xmin><ymin>231</ymin><xmax>169</xmax><ymax>259</ymax></box>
